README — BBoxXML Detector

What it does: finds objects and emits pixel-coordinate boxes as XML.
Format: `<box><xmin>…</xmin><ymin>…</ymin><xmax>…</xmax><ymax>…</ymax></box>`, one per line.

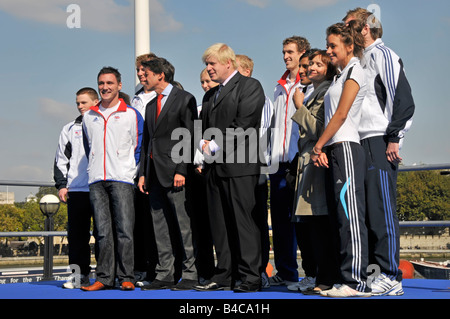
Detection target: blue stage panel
<box><xmin>0</xmin><ymin>279</ymin><xmax>448</xmax><ymax>300</ymax></box>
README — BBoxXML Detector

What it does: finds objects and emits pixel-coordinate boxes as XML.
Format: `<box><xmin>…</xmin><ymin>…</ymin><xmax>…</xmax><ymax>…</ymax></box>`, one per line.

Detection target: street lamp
<box><xmin>39</xmin><ymin>194</ymin><xmax>60</xmax><ymax>281</ymax></box>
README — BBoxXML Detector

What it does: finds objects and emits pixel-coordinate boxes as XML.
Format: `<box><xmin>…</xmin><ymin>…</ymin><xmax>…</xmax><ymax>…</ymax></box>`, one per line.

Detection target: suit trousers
<box><xmin>326</xmin><ymin>142</ymin><xmax>370</xmax><ymax>292</ymax></box>
<box><xmin>133</xmin><ymin>189</ymin><xmax>158</xmax><ymax>281</ymax></box>
<box><xmin>206</xmin><ymin>167</ymin><xmax>261</xmax><ymax>286</ymax></box>
<box><xmin>148</xmin><ymin>162</ymin><xmax>197</xmax><ymax>283</ymax></box>
<box><xmin>361</xmin><ymin>135</ymin><xmax>402</xmax><ymax>282</ymax></box>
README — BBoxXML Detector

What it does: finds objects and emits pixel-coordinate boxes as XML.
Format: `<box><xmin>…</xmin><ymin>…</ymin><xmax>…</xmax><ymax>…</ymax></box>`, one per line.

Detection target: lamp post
<box><xmin>39</xmin><ymin>194</ymin><xmax>60</xmax><ymax>281</ymax></box>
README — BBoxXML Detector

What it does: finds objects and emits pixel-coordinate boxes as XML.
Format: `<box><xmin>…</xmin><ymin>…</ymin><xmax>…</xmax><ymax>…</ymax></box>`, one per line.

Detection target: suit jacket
<box><xmin>201</xmin><ymin>71</ymin><xmax>265</xmax><ymax>177</ymax></box>
<box><xmin>139</xmin><ymin>85</ymin><xmax>197</xmax><ymax>188</ymax></box>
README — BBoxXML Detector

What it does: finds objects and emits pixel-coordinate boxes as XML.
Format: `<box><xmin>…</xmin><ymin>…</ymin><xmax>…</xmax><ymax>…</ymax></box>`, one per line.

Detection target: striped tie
<box><xmin>214</xmin><ymin>85</ymin><xmax>222</xmax><ymax>105</ymax></box>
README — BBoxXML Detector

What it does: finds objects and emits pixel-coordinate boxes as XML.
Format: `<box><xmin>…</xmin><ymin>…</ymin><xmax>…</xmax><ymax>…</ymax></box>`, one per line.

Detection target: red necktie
<box><xmin>151</xmin><ymin>94</ymin><xmax>164</xmax><ymax>159</ymax></box>
<box><xmin>155</xmin><ymin>94</ymin><xmax>163</xmax><ymax>122</ymax></box>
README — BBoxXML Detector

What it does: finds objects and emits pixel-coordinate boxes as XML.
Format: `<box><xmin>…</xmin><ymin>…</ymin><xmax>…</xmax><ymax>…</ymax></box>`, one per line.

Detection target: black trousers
<box><xmin>326</xmin><ymin>142</ymin><xmax>369</xmax><ymax>292</ymax></box>
<box><xmin>361</xmin><ymin>136</ymin><xmax>402</xmax><ymax>281</ymax></box>
<box><xmin>186</xmin><ymin>168</ymin><xmax>215</xmax><ymax>281</ymax></box>
<box><xmin>295</xmin><ymin>215</ymin><xmax>339</xmax><ymax>288</ymax></box>
<box><xmin>206</xmin><ymin>167</ymin><xmax>261</xmax><ymax>286</ymax></box>
<box><xmin>254</xmin><ymin>175</ymin><xmax>270</xmax><ymax>276</ymax></box>
<box><xmin>67</xmin><ymin>191</ymin><xmax>95</xmax><ymax>276</ymax></box>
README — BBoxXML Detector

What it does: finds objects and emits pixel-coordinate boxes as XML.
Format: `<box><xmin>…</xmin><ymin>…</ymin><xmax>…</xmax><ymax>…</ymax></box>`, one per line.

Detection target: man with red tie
<box><xmin>137</xmin><ymin>57</ymin><xmax>199</xmax><ymax>291</ymax></box>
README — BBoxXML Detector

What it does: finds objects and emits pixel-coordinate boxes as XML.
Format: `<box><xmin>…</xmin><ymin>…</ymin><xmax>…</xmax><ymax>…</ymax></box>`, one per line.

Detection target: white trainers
<box><xmin>287</xmin><ymin>276</ymin><xmax>316</xmax><ymax>292</ymax></box>
<box><xmin>319</xmin><ymin>285</ymin><xmax>339</xmax><ymax>296</ymax></box>
<box><xmin>321</xmin><ymin>284</ymin><xmax>371</xmax><ymax>298</ymax></box>
<box><xmin>370</xmin><ymin>273</ymin><xmax>404</xmax><ymax>296</ymax></box>
<box><xmin>62</xmin><ymin>274</ymin><xmax>90</xmax><ymax>289</ymax></box>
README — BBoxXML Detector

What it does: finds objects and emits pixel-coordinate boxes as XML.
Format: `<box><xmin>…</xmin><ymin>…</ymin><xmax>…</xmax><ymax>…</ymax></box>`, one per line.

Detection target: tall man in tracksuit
<box><xmin>344</xmin><ymin>8</ymin><xmax>415</xmax><ymax>296</ymax></box>
<box><xmin>81</xmin><ymin>66</ymin><xmax>144</xmax><ymax>291</ymax></box>
<box><xmin>269</xmin><ymin>36</ymin><xmax>312</xmax><ymax>286</ymax></box>
<box><xmin>54</xmin><ymin>87</ymin><xmax>98</xmax><ymax>289</ymax></box>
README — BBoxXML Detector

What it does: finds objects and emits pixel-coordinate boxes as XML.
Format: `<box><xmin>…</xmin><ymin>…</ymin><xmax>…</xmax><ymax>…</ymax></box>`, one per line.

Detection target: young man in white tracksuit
<box><xmin>269</xmin><ymin>36</ymin><xmax>313</xmax><ymax>286</ymax></box>
<box><xmin>81</xmin><ymin>67</ymin><xmax>144</xmax><ymax>291</ymax></box>
<box><xmin>343</xmin><ymin>8</ymin><xmax>415</xmax><ymax>296</ymax></box>
<box><xmin>54</xmin><ymin>87</ymin><xmax>98</xmax><ymax>289</ymax></box>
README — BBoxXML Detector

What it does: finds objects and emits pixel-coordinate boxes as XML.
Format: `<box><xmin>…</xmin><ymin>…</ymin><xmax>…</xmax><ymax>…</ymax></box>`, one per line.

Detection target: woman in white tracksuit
<box><xmin>311</xmin><ymin>21</ymin><xmax>370</xmax><ymax>297</ymax></box>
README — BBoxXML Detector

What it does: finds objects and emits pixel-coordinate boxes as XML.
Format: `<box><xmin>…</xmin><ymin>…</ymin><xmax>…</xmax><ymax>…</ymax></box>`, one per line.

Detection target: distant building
<box><xmin>0</xmin><ymin>191</ymin><xmax>15</xmax><ymax>204</ymax></box>
<box><xmin>26</xmin><ymin>193</ymin><xmax>37</xmax><ymax>202</ymax></box>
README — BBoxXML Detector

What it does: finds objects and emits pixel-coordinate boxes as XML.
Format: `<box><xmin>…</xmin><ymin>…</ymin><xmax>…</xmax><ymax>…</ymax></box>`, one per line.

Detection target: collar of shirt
<box><xmin>159</xmin><ymin>83</ymin><xmax>173</xmax><ymax>109</ymax></box>
<box><xmin>221</xmin><ymin>70</ymin><xmax>238</xmax><ymax>87</ymax></box>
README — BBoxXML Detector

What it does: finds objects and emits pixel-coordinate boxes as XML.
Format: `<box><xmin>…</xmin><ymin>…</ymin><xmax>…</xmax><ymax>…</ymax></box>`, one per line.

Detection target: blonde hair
<box><xmin>200</xmin><ymin>67</ymin><xmax>208</xmax><ymax>79</ymax></box>
<box><xmin>202</xmin><ymin>43</ymin><xmax>237</xmax><ymax>69</ymax></box>
<box><xmin>236</xmin><ymin>54</ymin><xmax>254</xmax><ymax>76</ymax></box>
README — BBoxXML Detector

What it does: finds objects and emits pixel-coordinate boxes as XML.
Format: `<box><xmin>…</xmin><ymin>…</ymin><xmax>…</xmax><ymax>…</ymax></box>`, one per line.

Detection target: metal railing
<box><xmin>0</xmin><ymin>162</ymin><xmax>449</xmax><ymax>280</ymax></box>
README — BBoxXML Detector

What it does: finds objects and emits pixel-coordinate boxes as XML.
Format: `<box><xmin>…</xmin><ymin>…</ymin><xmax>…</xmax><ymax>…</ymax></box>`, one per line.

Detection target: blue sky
<box><xmin>0</xmin><ymin>0</ymin><xmax>449</xmax><ymax>201</ymax></box>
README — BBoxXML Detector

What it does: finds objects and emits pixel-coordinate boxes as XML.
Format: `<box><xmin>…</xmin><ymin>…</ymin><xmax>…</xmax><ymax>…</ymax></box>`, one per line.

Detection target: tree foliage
<box><xmin>1</xmin><ymin>172</ymin><xmax>449</xmax><ymax>235</ymax></box>
<box><xmin>396</xmin><ymin>170</ymin><xmax>450</xmax><ymax>221</ymax></box>
<box><xmin>1</xmin><ymin>186</ymin><xmax>68</xmax><ymax>233</ymax></box>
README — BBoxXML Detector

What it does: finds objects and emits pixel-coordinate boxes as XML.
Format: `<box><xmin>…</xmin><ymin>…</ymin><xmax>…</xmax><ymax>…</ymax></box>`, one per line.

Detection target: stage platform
<box><xmin>0</xmin><ymin>278</ymin><xmax>448</xmax><ymax>317</ymax></box>
<box><xmin>0</xmin><ymin>277</ymin><xmax>448</xmax><ymax>299</ymax></box>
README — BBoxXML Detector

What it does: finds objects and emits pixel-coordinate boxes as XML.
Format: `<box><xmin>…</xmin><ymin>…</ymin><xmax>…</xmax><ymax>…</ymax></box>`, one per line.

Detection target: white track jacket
<box><xmin>54</xmin><ymin>115</ymin><xmax>89</xmax><ymax>192</ymax></box>
<box><xmin>359</xmin><ymin>38</ymin><xmax>415</xmax><ymax>147</ymax></box>
<box><xmin>82</xmin><ymin>99</ymin><xmax>144</xmax><ymax>185</ymax></box>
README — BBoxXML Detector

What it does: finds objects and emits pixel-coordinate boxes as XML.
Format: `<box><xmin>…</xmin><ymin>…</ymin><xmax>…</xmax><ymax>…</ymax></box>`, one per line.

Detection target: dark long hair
<box><xmin>326</xmin><ymin>21</ymin><xmax>365</xmax><ymax>58</ymax></box>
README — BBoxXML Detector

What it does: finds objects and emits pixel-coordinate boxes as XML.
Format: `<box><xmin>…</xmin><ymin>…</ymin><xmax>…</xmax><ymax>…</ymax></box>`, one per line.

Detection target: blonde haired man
<box><xmin>195</xmin><ymin>43</ymin><xmax>266</xmax><ymax>293</ymax></box>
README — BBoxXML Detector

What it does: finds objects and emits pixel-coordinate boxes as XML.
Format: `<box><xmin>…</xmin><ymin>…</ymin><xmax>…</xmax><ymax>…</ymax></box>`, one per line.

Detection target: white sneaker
<box><xmin>322</xmin><ymin>284</ymin><xmax>371</xmax><ymax>298</ymax></box>
<box><xmin>287</xmin><ymin>276</ymin><xmax>315</xmax><ymax>292</ymax></box>
<box><xmin>62</xmin><ymin>274</ymin><xmax>90</xmax><ymax>289</ymax></box>
<box><xmin>370</xmin><ymin>273</ymin><xmax>404</xmax><ymax>296</ymax></box>
<box><xmin>319</xmin><ymin>284</ymin><xmax>340</xmax><ymax>296</ymax></box>
<box><xmin>134</xmin><ymin>271</ymin><xmax>149</xmax><ymax>287</ymax></box>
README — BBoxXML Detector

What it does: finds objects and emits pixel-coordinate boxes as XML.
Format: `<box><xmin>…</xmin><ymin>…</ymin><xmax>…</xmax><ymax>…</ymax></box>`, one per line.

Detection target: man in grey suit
<box><xmin>137</xmin><ymin>57</ymin><xmax>198</xmax><ymax>291</ymax></box>
<box><xmin>194</xmin><ymin>43</ymin><xmax>266</xmax><ymax>293</ymax></box>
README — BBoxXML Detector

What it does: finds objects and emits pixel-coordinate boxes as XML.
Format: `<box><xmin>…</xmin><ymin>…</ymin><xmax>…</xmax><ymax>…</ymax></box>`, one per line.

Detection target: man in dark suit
<box><xmin>137</xmin><ymin>57</ymin><xmax>198</xmax><ymax>291</ymax></box>
<box><xmin>194</xmin><ymin>43</ymin><xmax>266</xmax><ymax>293</ymax></box>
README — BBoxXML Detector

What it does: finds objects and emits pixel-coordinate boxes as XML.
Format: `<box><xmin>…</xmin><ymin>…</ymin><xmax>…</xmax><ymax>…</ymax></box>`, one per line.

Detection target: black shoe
<box><xmin>171</xmin><ymin>279</ymin><xmax>198</xmax><ymax>291</ymax></box>
<box><xmin>141</xmin><ymin>279</ymin><xmax>173</xmax><ymax>290</ymax></box>
<box><xmin>194</xmin><ymin>282</ymin><xmax>230</xmax><ymax>291</ymax></box>
<box><xmin>233</xmin><ymin>282</ymin><xmax>261</xmax><ymax>293</ymax></box>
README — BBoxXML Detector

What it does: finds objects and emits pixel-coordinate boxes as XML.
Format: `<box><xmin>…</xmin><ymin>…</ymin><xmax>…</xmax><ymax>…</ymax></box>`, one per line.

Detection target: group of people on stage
<box><xmin>53</xmin><ymin>7</ymin><xmax>415</xmax><ymax>297</ymax></box>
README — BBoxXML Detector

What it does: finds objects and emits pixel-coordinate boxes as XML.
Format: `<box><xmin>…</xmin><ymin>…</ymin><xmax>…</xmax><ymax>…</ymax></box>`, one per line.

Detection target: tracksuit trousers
<box><xmin>326</xmin><ymin>141</ymin><xmax>370</xmax><ymax>292</ymax></box>
<box><xmin>361</xmin><ymin>135</ymin><xmax>402</xmax><ymax>282</ymax></box>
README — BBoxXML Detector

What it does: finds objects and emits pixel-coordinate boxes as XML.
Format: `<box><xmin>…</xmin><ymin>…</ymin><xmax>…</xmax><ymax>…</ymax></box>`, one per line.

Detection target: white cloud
<box><xmin>284</xmin><ymin>0</ymin><xmax>341</xmax><ymax>11</ymax></box>
<box><xmin>240</xmin><ymin>0</ymin><xmax>271</xmax><ymax>9</ymax></box>
<box><xmin>38</xmin><ymin>97</ymin><xmax>77</xmax><ymax>123</ymax></box>
<box><xmin>1</xmin><ymin>165</ymin><xmax>47</xmax><ymax>182</ymax></box>
<box><xmin>0</xmin><ymin>0</ymin><xmax>182</xmax><ymax>33</ymax></box>
<box><xmin>239</xmin><ymin>0</ymin><xmax>344</xmax><ymax>11</ymax></box>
